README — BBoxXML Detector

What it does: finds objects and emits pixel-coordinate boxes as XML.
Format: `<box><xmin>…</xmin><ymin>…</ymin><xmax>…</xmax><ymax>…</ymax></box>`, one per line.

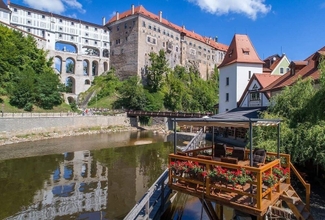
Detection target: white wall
<box><xmin>219</xmin><ymin>63</ymin><xmax>263</xmax><ymax>113</ymax></box>
<box><xmin>240</xmin><ymin>78</ymin><xmax>270</xmax><ymax>107</ymax></box>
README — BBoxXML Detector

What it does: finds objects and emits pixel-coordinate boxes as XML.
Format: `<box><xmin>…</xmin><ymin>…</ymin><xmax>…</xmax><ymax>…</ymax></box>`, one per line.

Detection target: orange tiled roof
<box><xmin>238</xmin><ymin>73</ymin><xmax>281</xmax><ymax>105</ymax></box>
<box><xmin>107</xmin><ymin>5</ymin><xmax>228</xmax><ymax>51</ymax></box>
<box><xmin>218</xmin><ymin>34</ymin><xmax>264</xmax><ymax>68</ymax></box>
<box><xmin>262</xmin><ymin>46</ymin><xmax>325</xmax><ymax>92</ymax></box>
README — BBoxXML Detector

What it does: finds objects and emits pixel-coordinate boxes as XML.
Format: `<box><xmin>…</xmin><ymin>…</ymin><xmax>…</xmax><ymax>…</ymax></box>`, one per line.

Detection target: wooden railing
<box><xmin>127</xmin><ymin>110</ymin><xmax>213</xmax><ymax>118</ymax></box>
<box><xmin>289</xmin><ymin>162</ymin><xmax>311</xmax><ymax>211</ymax></box>
<box><xmin>168</xmin><ymin>152</ymin><xmax>292</xmax><ymax>211</ymax></box>
<box><xmin>124</xmin><ymin>169</ymin><xmax>171</xmax><ymax>220</ymax></box>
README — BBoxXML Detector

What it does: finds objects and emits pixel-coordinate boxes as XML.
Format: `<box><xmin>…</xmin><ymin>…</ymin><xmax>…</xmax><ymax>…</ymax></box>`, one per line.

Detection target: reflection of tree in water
<box><xmin>0</xmin><ymin>155</ymin><xmax>63</xmax><ymax>220</ymax></box>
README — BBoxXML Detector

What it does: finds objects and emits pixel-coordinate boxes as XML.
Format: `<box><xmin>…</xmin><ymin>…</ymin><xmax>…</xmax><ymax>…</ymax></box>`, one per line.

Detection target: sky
<box><xmin>11</xmin><ymin>0</ymin><xmax>325</xmax><ymax>61</ymax></box>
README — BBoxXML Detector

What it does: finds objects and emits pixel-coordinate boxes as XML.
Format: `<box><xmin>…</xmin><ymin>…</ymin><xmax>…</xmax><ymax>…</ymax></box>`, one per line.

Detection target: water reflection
<box><xmin>0</xmin><ymin>132</ymin><xmax>172</xmax><ymax>220</ymax></box>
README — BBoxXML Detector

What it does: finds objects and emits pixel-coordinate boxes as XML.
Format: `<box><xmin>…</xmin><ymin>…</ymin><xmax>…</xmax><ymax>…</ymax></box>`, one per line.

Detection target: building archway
<box><xmin>83</xmin><ymin>60</ymin><xmax>89</xmax><ymax>76</ymax></box>
<box><xmin>65</xmin><ymin>76</ymin><xmax>76</xmax><ymax>94</ymax></box>
<box><xmin>66</xmin><ymin>58</ymin><xmax>75</xmax><ymax>74</ymax></box>
<box><xmin>92</xmin><ymin>61</ymin><xmax>98</xmax><ymax>76</ymax></box>
<box><xmin>55</xmin><ymin>42</ymin><xmax>78</xmax><ymax>53</ymax></box>
<box><xmin>54</xmin><ymin>56</ymin><xmax>62</xmax><ymax>74</ymax></box>
<box><xmin>104</xmin><ymin>62</ymin><xmax>108</xmax><ymax>72</ymax></box>
<box><xmin>82</xmin><ymin>46</ymin><xmax>99</xmax><ymax>57</ymax></box>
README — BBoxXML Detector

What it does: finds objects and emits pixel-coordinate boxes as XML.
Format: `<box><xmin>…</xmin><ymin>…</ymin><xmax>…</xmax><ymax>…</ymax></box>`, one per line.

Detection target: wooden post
<box><xmin>256</xmin><ymin>171</ymin><xmax>262</xmax><ymax>210</ymax></box>
<box><xmin>215</xmin><ymin>203</ymin><xmax>223</xmax><ymax>220</ymax></box>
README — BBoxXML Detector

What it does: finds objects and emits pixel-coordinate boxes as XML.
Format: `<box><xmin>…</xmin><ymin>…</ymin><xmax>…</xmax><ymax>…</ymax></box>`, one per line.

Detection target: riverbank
<box><xmin>0</xmin><ymin>124</ymin><xmax>170</xmax><ymax>147</ymax></box>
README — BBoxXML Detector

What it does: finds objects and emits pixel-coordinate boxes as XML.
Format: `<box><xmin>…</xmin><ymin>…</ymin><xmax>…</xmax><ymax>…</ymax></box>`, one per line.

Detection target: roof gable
<box><xmin>218</xmin><ymin>34</ymin><xmax>264</xmax><ymax>68</ymax></box>
<box><xmin>262</xmin><ymin>46</ymin><xmax>325</xmax><ymax>92</ymax></box>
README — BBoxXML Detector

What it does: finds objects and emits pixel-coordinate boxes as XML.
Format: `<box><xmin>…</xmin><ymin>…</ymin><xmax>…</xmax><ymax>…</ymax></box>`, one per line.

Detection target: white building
<box><xmin>218</xmin><ymin>34</ymin><xmax>264</xmax><ymax>113</ymax></box>
<box><xmin>3</xmin><ymin>1</ymin><xmax>110</xmax><ymax>103</ymax></box>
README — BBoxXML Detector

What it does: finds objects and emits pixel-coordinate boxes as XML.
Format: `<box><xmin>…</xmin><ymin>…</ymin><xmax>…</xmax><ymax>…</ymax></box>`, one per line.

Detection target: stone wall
<box><xmin>0</xmin><ymin>114</ymin><xmax>130</xmax><ymax>138</ymax></box>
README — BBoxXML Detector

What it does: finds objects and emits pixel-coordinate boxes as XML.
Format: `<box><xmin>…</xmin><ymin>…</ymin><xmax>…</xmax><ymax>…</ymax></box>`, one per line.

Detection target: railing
<box><xmin>183</xmin><ymin>129</ymin><xmax>203</xmax><ymax>152</ymax></box>
<box><xmin>127</xmin><ymin>110</ymin><xmax>213</xmax><ymax>118</ymax></box>
<box><xmin>124</xmin><ymin>169</ymin><xmax>171</xmax><ymax>220</ymax></box>
<box><xmin>0</xmin><ymin>112</ymin><xmax>79</xmax><ymax>118</ymax></box>
<box><xmin>289</xmin><ymin>162</ymin><xmax>311</xmax><ymax>211</ymax></box>
<box><xmin>168</xmin><ymin>152</ymin><xmax>292</xmax><ymax>211</ymax></box>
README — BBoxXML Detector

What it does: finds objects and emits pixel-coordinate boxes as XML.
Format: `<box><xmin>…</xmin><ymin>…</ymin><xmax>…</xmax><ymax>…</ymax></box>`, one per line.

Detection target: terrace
<box><xmin>168</xmin><ymin>117</ymin><xmax>313</xmax><ymax>220</ymax></box>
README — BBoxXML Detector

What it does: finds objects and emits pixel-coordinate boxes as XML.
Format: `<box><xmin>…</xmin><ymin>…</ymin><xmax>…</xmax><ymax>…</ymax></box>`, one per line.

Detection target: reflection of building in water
<box><xmin>9</xmin><ymin>150</ymin><xmax>108</xmax><ymax>219</ymax></box>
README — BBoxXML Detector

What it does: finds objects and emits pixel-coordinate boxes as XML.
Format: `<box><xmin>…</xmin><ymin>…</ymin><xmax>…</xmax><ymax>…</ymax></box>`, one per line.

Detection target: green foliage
<box><xmin>257</xmin><ymin>58</ymin><xmax>325</xmax><ymax>169</ymax></box>
<box><xmin>0</xmin><ymin>25</ymin><xmax>62</xmax><ymax>110</ymax></box>
<box><xmin>147</xmin><ymin>49</ymin><xmax>168</xmax><ymax>92</ymax></box>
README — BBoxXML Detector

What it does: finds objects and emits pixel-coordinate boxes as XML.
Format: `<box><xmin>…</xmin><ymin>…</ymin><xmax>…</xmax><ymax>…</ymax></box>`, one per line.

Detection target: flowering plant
<box><xmin>234</xmin><ymin>168</ymin><xmax>252</xmax><ymax>186</ymax></box>
<box><xmin>262</xmin><ymin>172</ymin><xmax>278</xmax><ymax>187</ymax></box>
<box><xmin>272</xmin><ymin>165</ymin><xmax>289</xmax><ymax>180</ymax></box>
<box><xmin>169</xmin><ymin>160</ymin><xmax>187</xmax><ymax>175</ymax></box>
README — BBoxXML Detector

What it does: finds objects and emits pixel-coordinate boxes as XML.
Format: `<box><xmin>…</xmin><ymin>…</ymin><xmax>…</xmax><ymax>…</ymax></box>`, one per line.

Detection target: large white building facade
<box><xmin>1</xmin><ymin>1</ymin><xmax>110</xmax><ymax>103</ymax></box>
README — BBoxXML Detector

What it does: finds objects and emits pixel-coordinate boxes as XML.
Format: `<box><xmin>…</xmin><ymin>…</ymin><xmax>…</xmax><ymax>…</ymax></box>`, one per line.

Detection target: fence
<box><xmin>0</xmin><ymin>112</ymin><xmax>79</xmax><ymax>118</ymax></box>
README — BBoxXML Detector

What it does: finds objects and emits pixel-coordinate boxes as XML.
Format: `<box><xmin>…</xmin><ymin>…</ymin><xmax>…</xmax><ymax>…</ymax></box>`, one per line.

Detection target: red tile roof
<box><xmin>218</xmin><ymin>34</ymin><xmax>264</xmax><ymax>68</ymax></box>
<box><xmin>107</xmin><ymin>5</ymin><xmax>228</xmax><ymax>52</ymax></box>
<box><xmin>262</xmin><ymin>46</ymin><xmax>325</xmax><ymax>92</ymax></box>
<box><xmin>238</xmin><ymin>73</ymin><xmax>281</xmax><ymax>105</ymax></box>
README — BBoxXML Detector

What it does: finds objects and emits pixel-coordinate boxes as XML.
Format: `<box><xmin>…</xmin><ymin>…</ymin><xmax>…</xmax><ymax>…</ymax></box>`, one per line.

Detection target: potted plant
<box><xmin>207</xmin><ymin>166</ymin><xmax>227</xmax><ymax>184</ymax></box>
<box><xmin>262</xmin><ymin>172</ymin><xmax>278</xmax><ymax>187</ymax></box>
<box><xmin>169</xmin><ymin>160</ymin><xmax>186</xmax><ymax>176</ymax></box>
<box><xmin>235</xmin><ymin>168</ymin><xmax>252</xmax><ymax>189</ymax></box>
<box><xmin>185</xmin><ymin>161</ymin><xmax>205</xmax><ymax>180</ymax></box>
<box><xmin>272</xmin><ymin>165</ymin><xmax>289</xmax><ymax>181</ymax></box>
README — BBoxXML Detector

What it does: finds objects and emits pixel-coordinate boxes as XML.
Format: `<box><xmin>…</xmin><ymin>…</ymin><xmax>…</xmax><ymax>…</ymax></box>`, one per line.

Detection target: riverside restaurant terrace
<box><xmin>168</xmin><ymin>117</ymin><xmax>313</xmax><ymax>220</ymax></box>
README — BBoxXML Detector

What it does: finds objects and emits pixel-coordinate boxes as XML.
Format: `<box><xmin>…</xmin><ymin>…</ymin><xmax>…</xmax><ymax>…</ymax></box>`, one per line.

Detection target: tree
<box><xmin>147</xmin><ymin>50</ymin><xmax>169</xmax><ymax>92</ymax></box>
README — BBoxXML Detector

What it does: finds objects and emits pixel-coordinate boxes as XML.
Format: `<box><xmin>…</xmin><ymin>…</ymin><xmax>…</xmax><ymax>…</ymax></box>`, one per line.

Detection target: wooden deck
<box><xmin>168</xmin><ymin>150</ymin><xmax>303</xmax><ymax>218</ymax></box>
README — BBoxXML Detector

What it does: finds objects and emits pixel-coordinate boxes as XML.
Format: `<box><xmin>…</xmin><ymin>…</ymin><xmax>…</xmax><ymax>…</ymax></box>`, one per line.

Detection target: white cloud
<box><xmin>187</xmin><ymin>0</ymin><xmax>271</xmax><ymax>20</ymax></box>
<box><xmin>23</xmin><ymin>0</ymin><xmax>85</xmax><ymax>14</ymax></box>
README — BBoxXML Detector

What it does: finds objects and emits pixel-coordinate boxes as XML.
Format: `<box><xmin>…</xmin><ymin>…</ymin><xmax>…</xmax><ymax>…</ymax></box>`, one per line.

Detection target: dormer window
<box><xmin>242</xmin><ymin>48</ymin><xmax>250</xmax><ymax>55</ymax></box>
<box><xmin>229</xmin><ymin>49</ymin><xmax>233</xmax><ymax>57</ymax></box>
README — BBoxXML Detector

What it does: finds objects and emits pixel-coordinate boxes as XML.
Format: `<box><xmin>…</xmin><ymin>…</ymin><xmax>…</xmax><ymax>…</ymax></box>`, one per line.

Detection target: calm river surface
<box><xmin>0</xmin><ymin>131</ymin><xmax>173</xmax><ymax>219</ymax></box>
<box><xmin>1</xmin><ymin>131</ymin><xmax>324</xmax><ymax>220</ymax></box>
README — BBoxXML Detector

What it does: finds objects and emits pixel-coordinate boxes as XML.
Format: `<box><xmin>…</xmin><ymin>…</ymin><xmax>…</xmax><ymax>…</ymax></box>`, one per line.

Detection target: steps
<box><xmin>279</xmin><ymin>185</ymin><xmax>313</xmax><ymax>220</ymax></box>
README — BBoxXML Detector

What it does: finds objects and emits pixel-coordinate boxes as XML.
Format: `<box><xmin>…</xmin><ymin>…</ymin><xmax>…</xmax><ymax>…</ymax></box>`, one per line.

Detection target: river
<box><xmin>0</xmin><ymin>131</ymin><xmax>324</xmax><ymax>220</ymax></box>
<box><xmin>0</xmin><ymin>131</ymin><xmax>172</xmax><ymax>219</ymax></box>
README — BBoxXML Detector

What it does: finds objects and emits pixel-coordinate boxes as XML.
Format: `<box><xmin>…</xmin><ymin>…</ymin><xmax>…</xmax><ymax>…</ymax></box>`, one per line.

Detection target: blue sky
<box><xmin>12</xmin><ymin>0</ymin><xmax>325</xmax><ymax>61</ymax></box>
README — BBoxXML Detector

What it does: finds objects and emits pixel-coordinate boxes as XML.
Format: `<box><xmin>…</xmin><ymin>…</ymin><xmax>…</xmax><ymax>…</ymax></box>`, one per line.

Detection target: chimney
<box><xmin>215</xmin><ymin>36</ymin><xmax>218</xmax><ymax>42</ymax></box>
<box><xmin>102</xmin><ymin>17</ymin><xmax>106</xmax><ymax>25</ymax></box>
<box><xmin>182</xmin><ymin>25</ymin><xmax>185</xmax><ymax>30</ymax></box>
<box><xmin>131</xmin><ymin>4</ymin><xmax>135</xmax><ymax>15</ymax></box>
<box><xmin>116</xmin><ymin>12</ymin><xmax>119</xmax><ymax>21</ymax></box>
<box><xmin>7</xmin><ymin>0</ymin><xmax>10</xmax><ymax>5</ymax></box>
<box><xmin>159</xmin><ymin>11</ymin><xmax>162</xmax><ymax>22</ymax></box>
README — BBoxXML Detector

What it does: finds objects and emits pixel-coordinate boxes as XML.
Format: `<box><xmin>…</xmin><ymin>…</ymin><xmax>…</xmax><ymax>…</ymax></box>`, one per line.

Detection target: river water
<box><xmin>0</xmin><ymin>131</ymin><xmax>173</xmax><ymax>219</ymax></box>
<box><xmin>1</xmin><ymin>131</ymin><xmax>324</xmax><ymax>220</ymax></box>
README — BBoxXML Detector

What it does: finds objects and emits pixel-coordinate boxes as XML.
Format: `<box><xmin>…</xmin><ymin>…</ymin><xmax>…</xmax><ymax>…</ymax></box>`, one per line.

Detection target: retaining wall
<box><xmin>0</xmin><ymin>114</ymin><xmax>130</xmax><ymax>138</ymax></box>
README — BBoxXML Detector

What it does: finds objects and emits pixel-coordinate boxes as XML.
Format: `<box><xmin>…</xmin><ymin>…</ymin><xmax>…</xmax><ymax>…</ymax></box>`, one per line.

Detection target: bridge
<box><xmin>126</xmin><ymin>110</ymin><xmax>214</xmax><ymax>118</ymax></box>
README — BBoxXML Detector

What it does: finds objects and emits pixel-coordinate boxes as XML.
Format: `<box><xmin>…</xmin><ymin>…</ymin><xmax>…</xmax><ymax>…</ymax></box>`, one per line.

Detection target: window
<box><xmin>287</xmin><ymin>68</ymin><xmax>290</xmax><ymax>73</ymax></box>
<box><xmin>226</xmin><ymin>77</ymin><xmax>229</xmax><ymax>86</ymax></box>
<box><xmin>85</xmin><ymin>25</ymin><xmax>89</xmax><ymax>29</ymax></box>
<box><xmin>226</xmin><ymin>93</ymin><xmax>229</xmax><ymax>102</ymax></box>
<box><xmin>104</xmin><ymin>42</ymin><xmax>107</xmax><ymax>46</ymax></box>
<box><xmin>59</xmin><ymin>19</ymin><xmax>63</xmax><ymax>23</ymax></box>
<box><xmin>85</xmin><ymin>39</ymin><xmax>88</xmax><ymax>43</ymax></box>
<box><xmin>71</xmin><ymin>22</ymin><xmax>74</xmax><ymax>25</ymax></box>
<box><xmin>125</xmin><ymin>23</ymin><xmax>127</xmax><ymax>29</ymax></box>
<box><xmin>148</xmin><ymin>25</ymin><xmax>152</xmax><ymax>29</ymax></box>
<box><xmin>125</xmin><ymin>36</ymin><xmax>128</xmax><ymax>41</ymax></box>
<box><xmin>85</xmin><ymin>33</ymin><xmax>88</xmax><ymax>36</ymax></box>
<box><xmin>142</xmin><ymin>21</ymin><xmax>146</xmax><ymax>27</ymax></box>
<box><xmin>250</xmin><ymin>92</ymin><xmax>260</xmax><ymax>101</ymax></box>
<box><xmin>153</xmin><ymin>26</ymin><xmax>156</xmax><ymax>31</ymax></box>
<box><xmin>280</xmin><ymin>67</ymin><xmax>284</xmax><ymax>74</ymax></box>
<box><xmin>27</xmin><ymin>20</ymin><xmax>31</xmax><ymax>24</ymax></box>
<box><xmin>117</xmin><ymin>26</ymin><xmax>119</xmax><ymax>31</ymax></box>
<box><xmin>94</xmin><ymin>41</ymin><xmax>97</xmax><ymax>45</ymax></box>
<box><xmin>42</xmin><ymin>15</ymin><xmax>45</xmax><ymax>19</ymax></box>
<box><xmin>71</xmin><ymin>36</ymin><xmax>74</xmax><ymax>40</ymax></box>
<box><xmin>163</xmin><ymin>42</ymin><xmax>165</xmax><ymax>47</ymax></box>
<box><xmin>14</xmin><ymin>8</ymin><xmax>17</xmax><ymax>12</ymax></box>
<box><xmin>59</xmin><ymin>27</ymin><xmax>63</xmax><ymax>31</ymax></box>
<box><xmin>27</xmin><ymin>28</ymin><xmax>31</xmax><ymax>32</ymax></box>
<box><xmin>249</xmin><ymin>71</ymin><xmax>251</xmax><ymax>79</ymax></box>
<box><xmin>59</xmin><ymin>34</ymin><xmax>62</xmax><ymax>38</ymax></box>
<box><xmin>116</xmin><ymin>39</ymin><xmax>120</xmax><ymax>44</ymax></box>
<box><xmin>27</xmin><ymin>11</ymin><xmax>31</xmax><ymax>15</ymax></box>
<box><xmin>95</xmin><ymin>27</ymin><xmax>97</xmax><ymax>31</ymax></box>
<box><xmin>158</xmin><ymin>28</ymin><xmax>161</xmax><ymax>33</ymax></box>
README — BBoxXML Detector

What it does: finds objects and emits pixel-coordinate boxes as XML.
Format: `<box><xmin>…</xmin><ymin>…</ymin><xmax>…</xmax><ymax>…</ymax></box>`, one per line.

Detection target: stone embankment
<box><xmin>0</xmin><ymin>114</ymin><xmax>170</xmax><ymax>146</ymax></box>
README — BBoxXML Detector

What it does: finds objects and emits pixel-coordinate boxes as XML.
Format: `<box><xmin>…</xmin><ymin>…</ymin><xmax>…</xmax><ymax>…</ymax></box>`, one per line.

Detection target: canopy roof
<box><xmin>176</xmin><ymin>107</ymin><xmax>280</xmax><ymax>128</ymax></box>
